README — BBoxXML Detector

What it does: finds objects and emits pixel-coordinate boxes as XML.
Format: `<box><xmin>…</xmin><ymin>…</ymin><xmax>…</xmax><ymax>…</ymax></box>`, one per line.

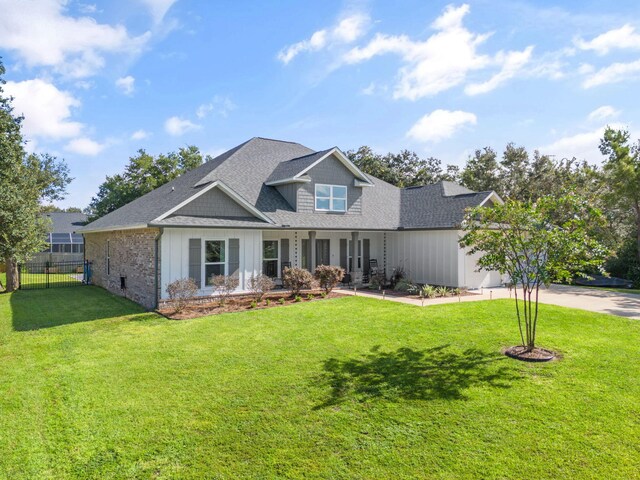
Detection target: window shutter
<box><xmin>281</xmin><ymin>238</ymin><xmax>289</xmax><ymax>264</ymax></box>
<box><xmin>228</xmin><ymin>238</ymin><xmax>240</xmax><ymax>278</ymax></box>
<box><xmin>188</xmin><ymin>239</ymin><xmax>202</xmax><ymax>288</ymax></box>
<box><xmin>340</xmin><ymin>239</ymin><xmax>347</xmax><ymax>270</ymax></box>
<box><xmin>363</xmin><ymin>239</ymin><xmax>370</xmax><ymax>275</ymax></box>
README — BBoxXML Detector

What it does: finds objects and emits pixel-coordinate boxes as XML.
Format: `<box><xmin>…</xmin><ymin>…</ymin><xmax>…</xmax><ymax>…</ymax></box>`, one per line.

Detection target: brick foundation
<box><xmin>84</xmin><ymin>228</ymin><xmax>160</xmax><ymax>309</ymax></box>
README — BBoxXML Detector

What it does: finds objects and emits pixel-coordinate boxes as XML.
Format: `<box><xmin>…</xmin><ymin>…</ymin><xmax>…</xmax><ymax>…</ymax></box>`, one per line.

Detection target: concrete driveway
<box><xmin>338</xmin><ymin>284</ymin><xmax>640</xmax><ymax>319</ymax></box>
<box><xmin>526</xmin><ymin>284</ymin><xmax>640</xmax><ymax>319</ymax></box>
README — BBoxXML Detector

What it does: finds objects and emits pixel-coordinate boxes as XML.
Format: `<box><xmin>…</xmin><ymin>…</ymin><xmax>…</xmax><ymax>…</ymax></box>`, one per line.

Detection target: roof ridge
<box><xmin>253</xmin><ymin>136</ymin><xmax>305</xmax><ymax>145</ymax></box>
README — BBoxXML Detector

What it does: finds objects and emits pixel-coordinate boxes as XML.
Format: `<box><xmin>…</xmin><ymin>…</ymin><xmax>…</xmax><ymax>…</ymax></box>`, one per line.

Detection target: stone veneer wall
<box><xmin>84</xmin><ymin>228</ymin><xmax>160</xmax><ymax>309</ymax></box>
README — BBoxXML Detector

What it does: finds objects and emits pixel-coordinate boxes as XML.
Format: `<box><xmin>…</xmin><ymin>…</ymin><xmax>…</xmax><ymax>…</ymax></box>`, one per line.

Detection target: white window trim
<box><xmin>203</xmin><ymin>239</ymin><xmax>228</xmax><ymax>288</ymax></box>
<box><xmin>315</xmin><ymin>184</ymin><xmax>347</xmax><ymax>212</ymax></box>
<box><xmin>348</xmin><ymin>239</ymin><xmax>362</xmax><ymax>271</ymax></box>
<box><xmin>262</xmin><ymin>239</ymin><xmax>279</xmax><ymax>278</ymax></box>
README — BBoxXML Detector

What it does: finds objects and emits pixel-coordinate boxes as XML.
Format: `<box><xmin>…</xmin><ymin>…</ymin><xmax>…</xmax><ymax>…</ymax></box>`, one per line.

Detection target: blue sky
<box><xmin>1</xmin><ymin>0</ymin><xmax>639</xmax><ymax>208</ymax></box>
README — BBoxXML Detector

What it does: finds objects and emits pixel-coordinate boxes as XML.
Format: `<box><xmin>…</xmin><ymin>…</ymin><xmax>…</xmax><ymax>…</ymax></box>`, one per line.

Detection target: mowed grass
<box><xmin>0</xmin><ymin>288</ymin><xmax>639</xmax><ymax>479</ymax></box>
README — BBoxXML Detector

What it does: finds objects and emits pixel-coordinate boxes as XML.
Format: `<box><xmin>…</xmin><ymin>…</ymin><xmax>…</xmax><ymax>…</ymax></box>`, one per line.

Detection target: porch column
<box><xmin>309</xmin><ymin>231</ymin><xmax>316</xmax><ymax>272</ymax></box>
<box><xmin>351</xmin><ymin>231</ymin><xmax>362</xmax><ymax>286</ymax></box>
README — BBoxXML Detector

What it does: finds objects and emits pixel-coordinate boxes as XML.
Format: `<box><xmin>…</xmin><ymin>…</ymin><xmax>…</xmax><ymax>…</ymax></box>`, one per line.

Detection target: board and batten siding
<box><xmin>296</xmin><ymin>155</ymin><xmax>363</xmax><ymax>215</ymax></box>
<box><xmin>386</xmin><ymin>230</ymin><xmax>460</xmax><ymax>287</ymax></box>
<box><xmin>160</xmin><ymin>227</ymin><xmax>262</xmax><ymax>299</ymax></box>
<box><xmin>386</xmin><ymin>230</ymin><xmax>503</xmax><ymax>288</ymax></box>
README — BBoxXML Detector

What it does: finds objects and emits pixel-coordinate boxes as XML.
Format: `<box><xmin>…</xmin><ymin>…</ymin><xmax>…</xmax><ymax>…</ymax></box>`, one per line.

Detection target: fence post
<box><xmin>46</xmin><ymin>260</ymin><xmax>50</xmax><ymax>289</ymax></box>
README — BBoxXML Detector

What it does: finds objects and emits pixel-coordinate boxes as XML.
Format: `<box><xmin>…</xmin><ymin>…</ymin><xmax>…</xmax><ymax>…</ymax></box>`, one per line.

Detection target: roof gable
<box><xmin>265</xmin><ymin>147</ymin><xmax>373</xmax><ymax>186</ymax></box>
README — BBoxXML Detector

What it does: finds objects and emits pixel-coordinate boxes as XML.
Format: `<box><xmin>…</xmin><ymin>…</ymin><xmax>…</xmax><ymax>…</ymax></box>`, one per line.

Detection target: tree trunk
<box><xmin>4</xmin><ymin>256</ymin><xmax>19</xmax><ymax>292</ymax></box>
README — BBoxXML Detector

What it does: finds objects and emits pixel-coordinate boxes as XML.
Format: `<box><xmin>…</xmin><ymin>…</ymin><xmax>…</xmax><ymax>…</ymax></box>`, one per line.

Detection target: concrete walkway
<box><xmin>337</xmin><ymin>284</ymin><xmax>640</xmax><ymax>319</ymax></box>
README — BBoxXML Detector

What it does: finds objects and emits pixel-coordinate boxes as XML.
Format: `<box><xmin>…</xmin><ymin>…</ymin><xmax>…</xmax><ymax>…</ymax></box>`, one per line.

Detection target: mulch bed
<box><xmin>158</xmin><ymin>290</ymin><xmax>341</xmax><ymax>320</ymax></box>
<box><xmin>361</xmin><ymin>288</ymin><xmax>477</xmax><ymax>299</ymax></box>
<box><xmin>504</xmin><ymin>345</ymin><xmax>557</xmax><ymax>362</ymax></box>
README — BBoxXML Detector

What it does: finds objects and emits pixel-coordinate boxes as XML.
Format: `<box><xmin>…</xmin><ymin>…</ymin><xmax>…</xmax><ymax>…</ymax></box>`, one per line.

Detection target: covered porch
<box><xmin>261</xmin><ymin>230</ymin><xmax>386</xmax><ymax>286</ymax></box>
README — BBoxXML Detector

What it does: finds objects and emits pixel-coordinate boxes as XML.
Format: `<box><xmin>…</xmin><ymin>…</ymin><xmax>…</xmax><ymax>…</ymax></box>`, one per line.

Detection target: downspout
<box><xmin>154</xmin><ymin>228</ymin><xmax>164</xmax><ymax>310</ymax></box>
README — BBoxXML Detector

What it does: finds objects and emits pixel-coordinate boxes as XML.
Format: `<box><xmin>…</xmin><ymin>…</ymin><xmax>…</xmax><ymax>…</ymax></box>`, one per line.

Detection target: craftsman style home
<box><xmin>79</xmin><ymin>137</ymin><xmax>503</xmax><ymax>308</ymax></box>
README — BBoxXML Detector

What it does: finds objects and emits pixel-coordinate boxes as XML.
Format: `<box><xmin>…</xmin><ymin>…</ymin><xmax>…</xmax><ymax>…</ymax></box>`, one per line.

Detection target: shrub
<box><xmin>369</xmin><ymin>272</ymin><xmax>386</xmax><ymax>289</ymax></box>
<box><xmin>391</xmin><ymin>265</ymin><xmax>405</xmax><ymax>287</ymax></box>
<box><xmin>265</xmin><ymin>298</ymin><xmax>271</xmax><ymax>306</ymax></box>
<box><xmin>294</xmin><ymin>295</ymin><xmax>302</xmax><ymax>302</ymax></box>
<box><xmin>249</xmin><ymin>300</ymin><xmax>257</xmax><ymax>309</ymax></box>
<box><xmin>306</xmin><ymin>293</ymin><xmax>314</xmax><ymax>301</ymax></box>
<box><xmin>435</xmin><ymin>286</ymin><xmax>450</xmax><ymax>297</ymax></box>
<box><xmin>314</xmin><ymin>265</ymin><xmax>345</xmax><ymax>294</ymax></box>
<box><xmin>421</xmin><ymin>285</ymin><xmax>437</xmax><ymax>298</ymax></box>
<box><xmin>282</xmin><ymin>267</ymin><xmax>314</xmax><ymax>296</ymax></box>
<box><xmin>247</xmin><ymin>273</ymin><xmax>275</xmax><ymax>302</ymax></box>
<box><xmin>394</xmin><ymin>278</ymin><xmax>415</xmax><ymax>292</ymax></box>
<box><xmin>320</xmin><ymin>291</ymin><xmax>327</xmax><ymax>298</ymax></box>
<box><xmin>166</xmin><ymin>278</ymin><xmax>198</xmax><ymax>312</ymax></box>
<box><xmin>278</xmin><ymin>297</ymin><xmax>285</xmax><ymax>305</ymax></box>
<box><xmin>210</xmin><ymin>275</ymin><xmax>239</xmax><ymax>306</ymax></box>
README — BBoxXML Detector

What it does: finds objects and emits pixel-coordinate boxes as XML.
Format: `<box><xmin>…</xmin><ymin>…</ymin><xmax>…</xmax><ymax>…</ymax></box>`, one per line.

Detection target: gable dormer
<box><xmin>265</xmin><ymin>147</ymin><xmax>373</xmax><ymax>213</ymax></box>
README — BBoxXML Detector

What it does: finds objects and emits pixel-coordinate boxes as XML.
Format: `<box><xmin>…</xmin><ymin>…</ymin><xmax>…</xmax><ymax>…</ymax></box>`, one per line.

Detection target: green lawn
<box><xmin>0</xmin><ymin>288</ymin><xmax>639</xmax><ymax>479</ymax></box>
<box><xmin>0</xmin><ymin>271</ymin><xmax>82</xmax><ymax>290</ymax></box>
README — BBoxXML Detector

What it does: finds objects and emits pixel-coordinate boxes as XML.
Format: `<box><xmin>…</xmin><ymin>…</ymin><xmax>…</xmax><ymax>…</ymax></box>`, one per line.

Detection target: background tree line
<box><xmin>346</xmin><ymin>134</ymin><xmax>640</xmax><ymax>285</ymax></box>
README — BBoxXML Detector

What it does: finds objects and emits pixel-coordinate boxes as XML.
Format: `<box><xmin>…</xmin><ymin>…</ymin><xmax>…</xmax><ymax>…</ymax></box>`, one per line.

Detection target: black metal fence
<box><xmin>18</xmin><ymin>260</ymin><xmax>92</xmax><ymax>290</ymax></box>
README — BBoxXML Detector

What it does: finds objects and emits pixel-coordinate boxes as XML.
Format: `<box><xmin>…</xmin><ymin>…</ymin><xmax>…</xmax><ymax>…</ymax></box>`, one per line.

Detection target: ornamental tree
<box><xmin>0</xmin><ymin>60</ymin><xmax>72</xmax><ymax>291</ymax></box>
<box><xmin>460</xmin><ymin>195</ymin><xmax>607</xmax><ymax>353</ymax></box>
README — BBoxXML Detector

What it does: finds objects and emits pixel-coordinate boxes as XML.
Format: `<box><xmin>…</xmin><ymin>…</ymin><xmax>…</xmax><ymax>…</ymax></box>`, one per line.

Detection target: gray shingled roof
<box><xmin>43</xmin><ymin>212</ymin><xmax>88</xmax><ymax>233</ymax></box>
<box><xmin>80</xmin><ymin>137</ymin><xmax>495</xmax><ymax>233</ymax></box>
<box><xmin>400</xmin><ymin>184</ymin><xmax>493</xmax><ymax>229</ymax></box>
<box><xmin>265</xmin><ymin>148</ymin><xmax>334</xmax><ymax>184</ymax></box>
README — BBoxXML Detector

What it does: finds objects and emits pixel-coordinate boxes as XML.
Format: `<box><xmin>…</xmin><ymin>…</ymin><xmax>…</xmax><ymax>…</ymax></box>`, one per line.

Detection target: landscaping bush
<box><xmin>314</xmin><ymin>265</ymin><xmax>345</xmax><ymax>294</ymax></box>
<box><xmin>393</xmin><ymin>278</ymin><xmax>415</xmax><ymax>293</ymax></box>
<box><xmin>421</xmin><ymin>284</ymin><xmax>437</xmax><ymax>299</ymax></box>
<box><xmin>166</xmin><ymin>278</ymin><xmax>199</xmax><ymax>312</ymax></box>
<box><xmin>435</xmin><ymin>286</ymin><xmax>450</xmax><ymax>297</ymax></box>
<box><xmin>369</xmin><ymin>272</ymin><xmax>386</xmax><ymax>290</ymax></box>
<box><xmin>390</xmin><ymin>265</ymin><xmax>405</xmax><ymax>287</ymax></box>
<box><xmin>210</xmin><ymin>275</ymin><xmax>239</xmax><ymax>306</ymax></box>
<box><xmin>247</xmin><ymin>273</ymin><xmax>275</xmax><ymax>302</ymax></box>
<box><xmin>282</xmin><ymin>267</ymin><xmax>314</xmax><ymax>296</ymax></box>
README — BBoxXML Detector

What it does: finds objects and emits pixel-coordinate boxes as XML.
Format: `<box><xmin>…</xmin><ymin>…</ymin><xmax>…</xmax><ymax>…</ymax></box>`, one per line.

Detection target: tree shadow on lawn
<box><xmin>10</xmin><ymin>287</ymin><xmax>153</xmax><ymax>331</ymax></box>
<box><xmin>314</xmin><ymin>345</ymin><xmax>518</xmax><ymax>409</ymax></box>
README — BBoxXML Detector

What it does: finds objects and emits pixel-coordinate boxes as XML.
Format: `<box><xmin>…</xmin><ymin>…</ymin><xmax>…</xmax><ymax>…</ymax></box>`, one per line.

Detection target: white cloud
<box><xmin>465</xmin><ymin>46</ymin><xmax>534</xmax><ymax>95</ymax></box>
<box><xmin>138</xmin><ymin>0</ymin><xmax>178</xmax><ymax>23</ymax></box>
<box><xmin>575</xmin><ymin>24</ymin><xmax>640</xmax><ymax>55</ymax></box>
<box><xmin>164</xmin><ymin>116</ymin><xmax>201</xmax><ymax>136</ymax></box>
<box><xmin>0</xmin><ymin>0</ymin><xmax>150</xmax><ymax>78</ymax></box>
<box><xmin>277</xmin><ymin>12</ymin><xmax>370</xmax><ymax>64</ymax></box>
<box><xmin>538</xmin><ymin>124</ymin><xmax>627</xmax><ymax>162</ymax></box>
<box><xmin>65</xmin><ymin>137</ymin><xmax>106</xmax><ymax>156</ymax></box>
<box><xmin>4</xmin><ymin>79</ymin><xmax>83</xmax><ymax>139</ymax></box>
<box><xmin>130</xmin><ymin>129</ymin><xmax>150</xmax><ymax>140</ymax></box>
<box><xmin>582</xmin><ymin>59</ymin><xmax>640</xmax><ymax>88</ymax></box>
<box><xmin>196</xmin><ymin>95</ymin><xmax>236</xmax><ymax>119</ymax></box>
<box><xmin>587</xmin><ymin>105</ymin><xmax>619</xmax><ymax>122</ymax></box>
<box><xmin>343</xmin><ymin>4</ymin><xmax>532</xmax><ymax>100</ymax></box>
<box><xmin>406</xmin><ymin>109</ymin><xmax>477</xmax><ymax>143</ymax></box>
<box><xmin>115</xmin><ymin>75</ymin><xmax>135</xmax><ymax>95</ymax></box>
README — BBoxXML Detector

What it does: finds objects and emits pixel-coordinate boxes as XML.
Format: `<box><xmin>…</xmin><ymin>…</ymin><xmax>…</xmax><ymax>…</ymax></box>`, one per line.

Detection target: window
<box><xmin>315</xmin><ymin>184</ymin><xmax>347</xmax><ymax>212</ymax></box>
<box><xmin>263</xmin><ymin>240</ymin><xmax>279</xmax><ymax>278</ymax></box>
<box><xmin>316</xmin><ymin>239</ymin><xmax>330</xmax><ymax>266</ymax></box>
<box><xmin>301</xmin><ymin>239</ymin><xmax>309</xmax><ymax>270</ymax></box>
<box><xmin>204</xmin><ymin>240</ymin><xmax>226</xmax><ymax>286</ymax></box>
<box><xmin>348</xmin><ymin>240</ymin><xmax>362</xmax><ymax>271</ymax></box>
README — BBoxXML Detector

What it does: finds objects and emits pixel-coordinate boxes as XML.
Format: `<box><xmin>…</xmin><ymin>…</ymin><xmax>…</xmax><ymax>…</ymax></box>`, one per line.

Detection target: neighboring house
<box><xmin>34</xmin><ymin>212</ymin><xmax>88</xmax><ymax>263</ymax></box>
<box><xmin>78</xmin><ymin>137</ymin><xmax>503</xmax><ymax>309</ymax></box>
